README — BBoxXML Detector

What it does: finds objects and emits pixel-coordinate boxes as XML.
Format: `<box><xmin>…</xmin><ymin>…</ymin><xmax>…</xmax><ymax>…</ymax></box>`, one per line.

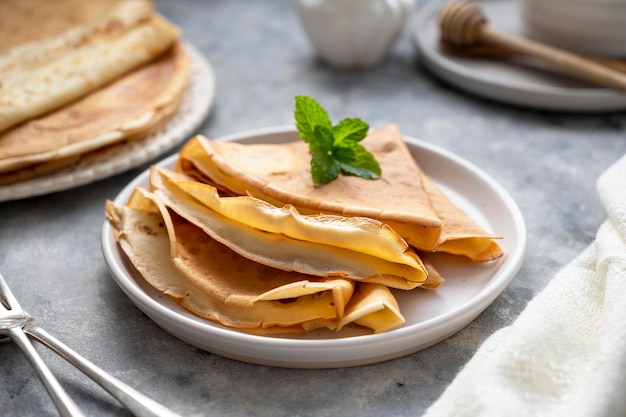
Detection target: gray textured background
<box><xmin>2</xmin><ymin>1</ymin><xmax>625</xmax><ymax>415</ymax></box>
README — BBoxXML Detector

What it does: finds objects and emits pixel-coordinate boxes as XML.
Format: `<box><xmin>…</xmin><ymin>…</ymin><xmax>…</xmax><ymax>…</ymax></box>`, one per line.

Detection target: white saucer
<box><xmin>412</xmin><ymin>0</ymin><xmax>626</xmax><ymax>112</ymax></box>
<box><xmin>0</xmin><ymin>41</ymin><xmax>215</xmax><ymax>202</ymax></box>
<box><xmin>101</xmin><ymin>126</ymin><xmax>526</xmax><ymax>368</ymax></box>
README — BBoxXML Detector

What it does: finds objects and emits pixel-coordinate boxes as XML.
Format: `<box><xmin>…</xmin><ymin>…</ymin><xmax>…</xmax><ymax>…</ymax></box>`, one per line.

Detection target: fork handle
<box><xmin>6</xmin><ymin>326</ymin><xmax>85</xmax><ymax>417</ymax></box>
<box><xmin>26</xmin><ymin>326</ymin><xmax>182</xmax><ymax>417</ymax></box>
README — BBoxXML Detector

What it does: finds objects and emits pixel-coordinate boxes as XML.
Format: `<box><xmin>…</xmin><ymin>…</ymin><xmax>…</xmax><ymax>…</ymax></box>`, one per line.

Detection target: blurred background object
<box><xmin>296</xmin><ymin>0</ymin><xmax>415</xmax><ymax>69</ymax></box>
<box><xmin>520</xmin><ymin>0</ymin><xmax>626</xmax><ymax>57</ymax></box>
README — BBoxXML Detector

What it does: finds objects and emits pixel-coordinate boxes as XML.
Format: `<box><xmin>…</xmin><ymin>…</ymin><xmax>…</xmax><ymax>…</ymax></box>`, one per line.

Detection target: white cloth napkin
<box><xmin>424</xmin><ymin>154</ymin><xmax>626</xmax><ymax>417</ymax></box>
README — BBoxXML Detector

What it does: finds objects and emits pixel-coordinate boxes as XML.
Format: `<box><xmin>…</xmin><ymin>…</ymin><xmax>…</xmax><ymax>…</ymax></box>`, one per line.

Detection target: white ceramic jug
<box><xmin>296</xmin><ymin>0</ymin><xmax>415</xmax><ymax>69</ymax></box>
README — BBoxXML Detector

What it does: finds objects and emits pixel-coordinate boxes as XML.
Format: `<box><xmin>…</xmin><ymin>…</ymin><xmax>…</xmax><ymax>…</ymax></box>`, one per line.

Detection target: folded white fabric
<box><xmin>424</xmin><ymin>154</ymin><xmax>626</xmax><ymax>417</ymax></box>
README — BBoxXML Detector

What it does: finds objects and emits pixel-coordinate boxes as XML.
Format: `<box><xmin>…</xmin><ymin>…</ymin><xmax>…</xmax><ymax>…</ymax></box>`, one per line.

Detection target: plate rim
<box><xmin>412</xmin><ymin>0</ymin><xmax>626</xmax><ymax>111</ymax></box>
<box><xmin>101</xmin><ymin>125</ymin><xmax>526</xmax><ymax>367</ymax></box>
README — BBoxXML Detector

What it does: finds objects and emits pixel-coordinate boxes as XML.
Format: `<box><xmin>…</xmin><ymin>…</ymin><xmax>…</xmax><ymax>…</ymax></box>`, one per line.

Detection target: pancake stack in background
<box><xmin>0</xmin><ymin>0</ymin><xmax>189</xmax><ymax>185</ymax></box>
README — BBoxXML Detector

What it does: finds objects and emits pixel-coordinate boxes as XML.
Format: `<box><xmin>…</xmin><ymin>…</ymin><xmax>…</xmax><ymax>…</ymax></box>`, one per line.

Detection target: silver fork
<box><xmin>0</xmin><ymin>274</ymin><xmax>85</xmax><ymax>417</ymax></box>
<box><xmin>1</xmin><ymin>273</ymin><xmax>182</xmax><ymax>417</ymax></box>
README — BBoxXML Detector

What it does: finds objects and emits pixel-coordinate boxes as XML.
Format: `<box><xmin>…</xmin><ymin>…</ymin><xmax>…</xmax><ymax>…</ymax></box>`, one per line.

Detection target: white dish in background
<box><xmin>412</xmin><ymin>0</ymin><xmax>626</xmax><ymax>112</ymax></box>
<box><xmin>0</xmin><ymin>42</ymin><xmax>215</xmax><ymax>202</ymax></box>
<box><xmin>101</xmin><ymin>125</ymin><xmax>526</xmax><ymax>368</ymax></box>
<box><xmin>521</xmin><ymin>0</ymin><xmax>626</xmax><ymax>57</ymax></box>
<box><xmin>296</xmin><ymin>0</ymin><xmax>414</xmax><ymax>69</ymax></box>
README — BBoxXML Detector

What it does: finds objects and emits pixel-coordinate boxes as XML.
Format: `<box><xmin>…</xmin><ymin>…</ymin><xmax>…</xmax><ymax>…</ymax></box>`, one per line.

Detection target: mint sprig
<box><xmin>294</xmin><ymin>96</ymin><xmax>381</xmax><ymax>184</ymax></box>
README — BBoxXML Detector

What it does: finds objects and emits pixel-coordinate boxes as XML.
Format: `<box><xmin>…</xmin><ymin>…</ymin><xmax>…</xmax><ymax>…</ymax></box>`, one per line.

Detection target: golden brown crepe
<box><xmin>105</xmin><ymin>198</ymin><xmax>347</xmax><ymax>332</ymax></box>
<box><xmin>106</xmin><ymin>189</ymin><xmax>410</xmax><ymax>334</ymax></box>
<box><xmin>0</xmin><ymin>42</ymin><xmax>188</xmax><ymax>182</ymax></box>
<box><xmin>177</xmin><ymin>125</ymin><xmax>444</xmax><ymax>250</ymax></box>
<box><xmin>338</xmin><ymin>283</ymin><xmax>405</xmax><ymax>334</ymax></box>
<box><xmin>149</xmin><ymin>167</ymin><xmax>431</xmax><ymax>289</ymax></box>
<box><xmin>0</xmin><ymin>0</ymin><xmax>187</xmax><ymax>185</ymax></box>
<box><xmin>416</xmin><ymin>252</ymin><xmax>445</xmax><ymax>289</ymax></box>
<box><xmin>0</xmin><ymin>0</ymin><xmax>154</xmax><ymax>74</ymax></box>
<box><xmin>176</xmin><ymin>124</ymin><xmax>503</xmax><ymax>261</ymax></box>
<box><xmin>104</xmin><ymin>121</ymin><xmax>491</xmax><ymax>334</ymax></box>
<box><xmin>420</xmin><ymin>171</ymin><xmax>504</xmax><ymax>261</ymax></box>
<box><xmin>154</xmin><ymin>167</ymin><xmax>428</xmax><ymax>274</ymax></box>
<box><xmin>0</xmin><ymin>0</ymin><xmax>180</xmax><ymax>133</ymax></box>
<box><xmin>0</xmin><ymin>0</ymin><xmax>126</xmax><ymax>52</ymax></box>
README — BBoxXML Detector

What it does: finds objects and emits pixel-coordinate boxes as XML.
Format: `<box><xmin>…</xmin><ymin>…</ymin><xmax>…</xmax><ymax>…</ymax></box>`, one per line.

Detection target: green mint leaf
<box><xmin>294</xmin><ymin>96</ymin><xmax>382</xmax><ymax>184</ymax></box>
<box><xmin>339</xmin><ymin>144</ymin><xmax>381</xmax><ymax>179</ymax></box>
<box><xmin>294</xmin><ymin>96</ymin><xmax>332</xmax><ymax>144</ymax></box>
<box><xmin>311</xmin><ymin>148</ymin><xmax>340</xmax><ymax>184</ymax></box>
<box><xmin>312</xmin><ymin>125</ymin><xmax>334</xmax><ymax>153</ymax></box>
<box><xmin>332</xmin><ymin>118</ymin><xmax>369</xmax><ymax>146</ymax></box>
<box><xmin>310</xmin><ymin>125</ymin><xmax>339</xmax><ymax>184</ymax></box>
<box><xmin>332</xmin><ymin>145</ymin><xmax>357</xmax><ymax>165</ymax></box>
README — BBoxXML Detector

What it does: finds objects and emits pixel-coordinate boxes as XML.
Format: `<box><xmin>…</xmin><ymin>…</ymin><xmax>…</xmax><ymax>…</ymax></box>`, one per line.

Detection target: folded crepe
<box><xmin>0</xmin><ymin>0</ymin><xmax>180</xmax><ymax>133</ymax></box>
<box><xmin>149</xmin><ymin>166</ymin><xmax>434</xmax><ymax>289</ymax></box>
<box><xmin>420</xmin><ymin>171</ymin><xmax>503</xmax><ymax>262</ymax></box>
<box><xmin>155</xmin><ymin>167</ymin><xmax>429</xmax><ymax>278</ymax></box>
<box><xmin>338</xmin><ymin>283</ymin><xmax>405</xmax><ymax>334</ymax></box>
<box><xmin>0</xmin><ymin>41</ymin><xmax>188</xmax><ymax>182</ymax></box>
<box><xmin>177</xmin><ymin>125</ymin><xmax>443</xmax><ymax>250</ymax></box>
<box><xmin>106</xmin><ymin>197</ymin><xmax>347</xmax><ymax>332</ymax></box>
<box><xmin>0</xmin><ymin>0</ymin><xmax>186</xmax><ymax>184</ymax></box>
<box><xmin>176</xmin><ymin>124</ymin><xmax>502</xmax><ymax>261</ymax></box>
<box><xmin>106</xmin><ymin>189</ymin><xmax>407</xmax><ymax>334</ymax></box>
<box><xmin>0</xmin><ymin>0</ymin><xmax>143</xmax><ymax>53</ymax></box>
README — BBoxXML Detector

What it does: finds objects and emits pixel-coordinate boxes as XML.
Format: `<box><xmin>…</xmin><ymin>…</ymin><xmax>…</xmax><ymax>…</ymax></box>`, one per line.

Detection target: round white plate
<box><xmin>101</xmin><ymin>126</ymin><xmax>526</xmax><ymax>368</ymax></box>
<box><xmin>0</xmin><ymin>41</ymin><xmax>215</xmax><ymax>202</ymax></box>
<box><xmin>412</xmin><ymin>0</ymin><xmax>626</xmax><ymax>111</ymax></box>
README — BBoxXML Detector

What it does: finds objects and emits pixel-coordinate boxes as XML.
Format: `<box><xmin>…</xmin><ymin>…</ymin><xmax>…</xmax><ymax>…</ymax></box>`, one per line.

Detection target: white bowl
<box><xmin>520</xmin><ymin>0</ymin><xmax>626</xmax><ymax>57</ymax></box>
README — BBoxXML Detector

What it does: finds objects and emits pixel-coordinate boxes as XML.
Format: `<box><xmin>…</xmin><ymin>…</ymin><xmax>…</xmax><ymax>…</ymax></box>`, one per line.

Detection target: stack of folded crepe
<box><xmin>106</xmin><ymin>124</ymin><xmax>505</xmax><ymax>335</ymax></box>
<box><xmin>0</xmin><ymin>0</ymin><xmax>188</xmax><ymax>185</ymax></box>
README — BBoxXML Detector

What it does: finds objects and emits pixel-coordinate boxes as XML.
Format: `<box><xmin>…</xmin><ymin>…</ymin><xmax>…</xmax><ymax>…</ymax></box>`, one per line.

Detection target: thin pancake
<box><xmin>0</xmin><ymin>42</ymin><xmax>188</xmax><ymax>179</ymax></box>
<box><xmin>105</xmin><ymin>198</ymin><xmax>351</xmax><ymax>332</ymax></box>
<box><xmin>0</xmin><ymin>0</ymin><xmax>127</xmax><ymax>52</ymax></box>
<box><xmin>169</xmin><ymin>209</ymin><xmax>355</xmax><ymax>309</ymax></box>
<box><xmin>177</xmin><ymin>125</ymin><xmax>502</xmax><ymax>260</ymax></box>
<box><xmin>178</xmin><ymin>124</ymin><xmax>443</xmax><ymax>250</ymax></box>
<box><xmin>156</xmin><ymin>167</ymin><xmax>426</xmax><ymax>272</ymax></box>
<box><xmin>150</xmin><ymin>167</ymin><xmax>431</xmax><ymax>288</ymax></box>
<box><xmin>0</xmin><ymin>3</ymin><xmax>179</xmax><ymax>133</ymax></box>
<box><xmin>338</xmin><ymin>283</ymin><xmax>405</xmax><ymax>334</ymax></box>
<box><xmin>420</xmin><ymin>170</ymin><xmax>504</xmax><ymax>261</ymax></box>
<box><xmin>106</xmin><ymin>190</ymin><xmax>409</xmax><ymax>334</ymax></box>
<box><xmin>0</xmin><ymin>0</ymin><xmax>153</xmax><ymax>77</ymax></box>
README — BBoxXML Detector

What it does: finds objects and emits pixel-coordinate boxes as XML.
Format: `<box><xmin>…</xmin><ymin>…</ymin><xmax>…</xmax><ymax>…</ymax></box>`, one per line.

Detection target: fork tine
<box><xmin>6</xmin><ymin>326</ymin><xmax>85</xmax><ymax>417</ymax></box>
<box><xmin>0</xmin><ymin>289</ymin><xmax>10</xmax><ymax>310</ymax></box>
<box><xmin>0</xmin><ymin>272</ymin><xmax>21</xmax><ymax>312</ymax></box>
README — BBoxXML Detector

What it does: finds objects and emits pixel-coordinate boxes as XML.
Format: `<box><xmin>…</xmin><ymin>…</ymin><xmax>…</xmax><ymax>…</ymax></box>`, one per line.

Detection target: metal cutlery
<box><xmin>0</xmin><ymin>273</ymin><xmax>182</xmax><ymax>417</ymax></box>
<box><xmin>0</xmin><ymin>273</ymin><xmax>85</xmax><ymax>416</ymax></box>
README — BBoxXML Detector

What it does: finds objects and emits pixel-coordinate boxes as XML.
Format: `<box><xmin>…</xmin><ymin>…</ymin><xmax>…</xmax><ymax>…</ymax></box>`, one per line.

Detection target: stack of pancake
<box><xmin>0</xmin><ymin>0</ymin><xmax>189</xmax><ymax>185</ymax></box>
<box><xmin>106</xmin><ymin>124</ymin><xmax>504</xmax><ymax>335</ymax></box>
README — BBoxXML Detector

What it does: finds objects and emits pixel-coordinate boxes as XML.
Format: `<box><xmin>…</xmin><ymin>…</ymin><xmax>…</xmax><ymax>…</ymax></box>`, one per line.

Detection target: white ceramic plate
<box><xmin>101</xmin><ymin>126</ymin><xmax>526</xmax><ymax>368</ymax></box>
<box><xmin>412</xmin><ymin>0</ymin><xmax>626</xmax><ymax>112</ymax></box>
<box><xmin>0</xmin><ymin>42</ymin><xmax>215</xmax><ymax>202</ymax></box>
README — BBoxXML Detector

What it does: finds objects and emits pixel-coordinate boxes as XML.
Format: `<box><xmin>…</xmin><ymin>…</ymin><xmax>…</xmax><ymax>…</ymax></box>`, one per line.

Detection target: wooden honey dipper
<box><xmin>438</xmin><ymin>1</ymin><xmax>626</xmax><ymax>92</ymax></box>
